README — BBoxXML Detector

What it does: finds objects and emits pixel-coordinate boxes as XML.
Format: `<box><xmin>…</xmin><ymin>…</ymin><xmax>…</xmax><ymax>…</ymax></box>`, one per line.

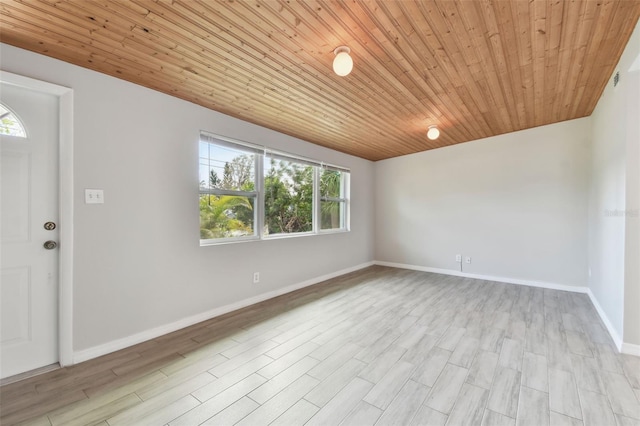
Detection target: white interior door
<box><xmin>1</xmin><ymin>82</ymin><xmax>59</xmax><ymax>379</ymax></box>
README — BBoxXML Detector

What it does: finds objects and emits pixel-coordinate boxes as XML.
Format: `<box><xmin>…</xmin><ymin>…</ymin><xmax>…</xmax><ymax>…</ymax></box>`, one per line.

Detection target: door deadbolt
<box><xmin>43</xmin><ymin>241</ymin><xmax>58</xmax><ymax>250</ymax></box>
<box><xmin>44</xmin><ymin>221</ymin><xmax>56</xmax><ymax>231</ymax></box>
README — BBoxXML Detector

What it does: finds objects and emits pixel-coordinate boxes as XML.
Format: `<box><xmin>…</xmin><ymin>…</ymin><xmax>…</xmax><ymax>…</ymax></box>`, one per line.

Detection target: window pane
<box><xmin>264</xmin><ymin>157</ymin><xmax>313</xmax><ymax>235</ymax></box>
<box><xmin>199</xmin><ymin>133</ymin><xmax>350</xmax><ymax>243</ymax></box>
<box><xmin>199</xmin><ymin>194</ymin><xmax>255</xmax><ymax>239</ymax></box>
<box><xmin>321</xmin><ymin>200</ymin><xmax>344</xmax><ymax>230</ymax></box>
<box><xmin>320</xmin><ymin>168</ymin><xmax>347</xmax><ymax>231</ymax></box>
<box><xmin>199</xmin><ymin>143</ymin><xmax>256</xmax><ymax>191</ymax></box>
<box><xmin>320</xmin><ymin>169</ymin><xmax>342</xmax><ymax>198</ymax></box>
<box><xmin>0</xmin><ymin>103</ymin><xmax>26</xmax><ymax>138</ymax></box>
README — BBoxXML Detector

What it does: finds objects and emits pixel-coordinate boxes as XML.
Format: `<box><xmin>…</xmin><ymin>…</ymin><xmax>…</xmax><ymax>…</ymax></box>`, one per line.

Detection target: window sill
<box><xmin>200</xmin><ymin>229</ymin><xmax>350</xmax><ymax>246</ymax></box>
<box><xmin>262</xmin><ymin>231</ymin><xmax>323</xmax><ymax>241</ymax></box>
<box><xmin>200</xmin><ymin>235</ymin><xmax>259</xmax><ymax>246</ymax></box>
<box><xmin>319</xmin><ymin>228</ymin><xmax>350</xmax><ymax>235</ymax></box>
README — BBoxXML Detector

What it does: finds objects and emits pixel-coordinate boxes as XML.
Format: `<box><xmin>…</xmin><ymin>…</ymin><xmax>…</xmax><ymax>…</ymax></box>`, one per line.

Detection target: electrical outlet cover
<box><xmin>85</xmin><ymin>189</ymin><xmax>104</xmax><ymax>204</ymax></box>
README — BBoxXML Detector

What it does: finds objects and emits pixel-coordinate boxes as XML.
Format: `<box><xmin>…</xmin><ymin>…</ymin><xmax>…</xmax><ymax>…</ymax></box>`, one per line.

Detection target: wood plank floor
<box><xmin>2</xmin><ymin>266</ymin><xmax>639</xmax><ymax>426</ymax></box>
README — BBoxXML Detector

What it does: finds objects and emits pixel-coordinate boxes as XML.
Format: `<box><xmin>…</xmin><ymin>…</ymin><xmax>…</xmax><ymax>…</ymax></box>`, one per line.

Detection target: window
<box><xmin>199</xmin><ymin>132</ymin><xmax>350</xmax><ymax>244</ymax></box>
<box><xmin>264</xmin><ymin>153</ymin><xmax>314</xmax><ymax>236</ymax></box>
<box><xmin>320</xmin><ymin>167</ymin><xmax>348</xmax><ymax>231</ymax></box>
<box><xmin>0</xmin><ymin>103</ymin><xmax>26</xmax><ymax>137</ymax></box>
<box><xmin>199</xmin><ymin>137</ymin><xmax>260</xmax><ymax>242</ymax></box>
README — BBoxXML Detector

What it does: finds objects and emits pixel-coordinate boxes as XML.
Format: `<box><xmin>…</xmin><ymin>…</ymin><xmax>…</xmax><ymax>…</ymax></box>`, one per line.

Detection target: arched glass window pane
<box><xmin>0</xmin><ymin>103</ymin><xmax>27</xmax><ymax>137</ymax></box>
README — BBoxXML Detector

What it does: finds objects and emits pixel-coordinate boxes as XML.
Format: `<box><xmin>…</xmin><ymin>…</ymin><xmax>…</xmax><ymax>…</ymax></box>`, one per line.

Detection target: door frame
<box><xmin>1</xmin><ymin>70</ymin><xmax>74</xmax><ymax>367</ymax></box>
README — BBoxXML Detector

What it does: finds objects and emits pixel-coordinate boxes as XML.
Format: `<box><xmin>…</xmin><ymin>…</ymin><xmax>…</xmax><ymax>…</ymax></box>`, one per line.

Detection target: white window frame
<box><xmin>263</xmin><ymin>150</ymin><xmax>317</xmax><ymax>238</ymax></box>
<box><xmin>318</xmin><ymin>166</ymin><xmax>350</xmax><ymax>233</ymax></box>
<box><xmin>199</xmin><ymin>134</ymin><xmax>262</xmax><ymax>245</ymax></box>
<box><xmin>199</xmin><ymin>132</ymin><xmax>350</xmax><ymax>245</ymax></box>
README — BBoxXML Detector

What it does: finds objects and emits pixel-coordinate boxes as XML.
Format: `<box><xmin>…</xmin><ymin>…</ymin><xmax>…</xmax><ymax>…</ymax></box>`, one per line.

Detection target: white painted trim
<box><xmin>374</xmin><ymin>261</ymin><xmax>589</xmax><ymax>293</ymax></box>
<box><xmin>57</xmin><ymin>90</ymin><xmax>74</xmax><ymax>366</ymax></box>
<box><xmin>73</xmin><ymin>261</ymin><xmax>375</xmax><ymax>363</ymax></box>
<box><xmin>587</xmin><ymin>289</ymin><xmax>624</xmax><ymax>352</ymax></box>
<box><xmin>629</xmin><ymin>51</ymin><xmax>640</xmax><ymax>72</ymax></box>
<box><xmin>0</xmin><ymin>71</ymin><xmax>74</xmax><ymax>367</ymax></box>
<box><xmin>0</xmin><ymin>71</ymin><xmax>70</xmax><ymax>96</ymax></box>
<box><xmin>621</xmin><ymin>343</ymin><xmax>640</xmax><ymax>356</ymax></box>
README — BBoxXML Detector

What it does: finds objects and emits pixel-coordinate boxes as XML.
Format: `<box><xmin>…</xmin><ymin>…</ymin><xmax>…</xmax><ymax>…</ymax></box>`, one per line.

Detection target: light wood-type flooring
<box><xmin>2</xmin><ymin>266</ymin><xmax>640</xmax><ymax>426</ymax></box>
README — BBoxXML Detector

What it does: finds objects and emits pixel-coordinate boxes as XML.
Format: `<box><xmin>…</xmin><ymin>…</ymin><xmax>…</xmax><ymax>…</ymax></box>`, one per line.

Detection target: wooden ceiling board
<box><xmin>1</xmin><ymin>0</ymin><xmax>638</xmax><ymax>161</ymax></box>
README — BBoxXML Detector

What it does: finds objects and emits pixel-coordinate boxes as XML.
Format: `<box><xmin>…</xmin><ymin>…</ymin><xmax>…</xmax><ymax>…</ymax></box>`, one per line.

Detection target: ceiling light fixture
<box><xmin>427</xmin><ymin>125</ymin><xmax>440</xmax><ymax>140</ymax></box>
<box><xmin>333</xmin><ymin>46</ymin><xmax>353</xmax><ymax>76</ymax></box>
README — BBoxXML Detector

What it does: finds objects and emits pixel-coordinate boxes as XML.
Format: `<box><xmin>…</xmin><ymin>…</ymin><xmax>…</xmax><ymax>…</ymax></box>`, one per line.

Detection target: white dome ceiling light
<box><xmin>427</xmin><ymin>125</ymin><xmax>440</xmax><ymax>140</ymax></box>
<box><xmin>333</xmin><ymin>46</ymin><xmax>353</xmax><ymax>77</ymax></box>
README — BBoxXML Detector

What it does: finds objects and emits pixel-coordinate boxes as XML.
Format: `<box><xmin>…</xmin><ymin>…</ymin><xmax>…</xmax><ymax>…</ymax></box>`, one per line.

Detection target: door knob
<box><xmin>43</xmin><ymin>241</ymin><xmax>57</xmax><ymax>250</ymax></box>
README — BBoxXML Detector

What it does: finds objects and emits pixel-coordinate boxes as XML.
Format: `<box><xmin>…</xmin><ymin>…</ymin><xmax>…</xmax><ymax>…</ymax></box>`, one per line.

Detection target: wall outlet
<box><xmin>253</xmin><ymin>272</ymin><xmax>260</xmax><ymax>284</ymax></box>
<box><xmin>465</xmin><ymin>256</ymin><xmax>471</xmax><ymax>264</ymax></box>
<box><xmin>455</xmin><ymin>254</ymin><xmax>462</xmax><ymax>263</ymax></box>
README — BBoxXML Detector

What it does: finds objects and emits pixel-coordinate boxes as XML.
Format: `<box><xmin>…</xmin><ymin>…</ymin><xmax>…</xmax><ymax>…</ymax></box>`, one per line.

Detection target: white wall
<box><xmin>589</xmin><ymin>19</ymin><xmax>640</xmax><ymax>348</ymax></box>
<box><xmin>589</xmin><ymin>84</ymin><xmax>627</xmax><ymax>340</ymax></box>
<box><xmin>0</xmin><ymin>44</ymin><xmax>375</xmax><ymax>354</ymax></box>
<box><xmin>375</xmin><ymin>118</ymin><xmax>591</xmax><ymax>288</ymax></box>
<box><xmin>2</xmin><ymin>21</ymin><xmax>638</xmax><ymax>358</ymax></box>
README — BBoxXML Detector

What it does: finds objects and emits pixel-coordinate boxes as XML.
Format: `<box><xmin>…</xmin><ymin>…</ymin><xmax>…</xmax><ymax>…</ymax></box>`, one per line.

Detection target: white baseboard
<box><xmin>73</xmin><ymin>261</ymin><xmax>375</xmax><ymax>364</ymax></box>
<box><xmin>73</xmin><ymin>260</ymin><xmax>639</xmax><ymax>363</ymax></box>
<box><xmin>375</xmin><ymin>261</ymin><xmax>640</xmax><ymax>356</ymax></box>
<box><xmin>374</xmin><ymin>261</ymin><xmax>589</xmax><ymax>293</ymax></box>
<box><xmin>621</xmin><ymin>342</ymin><xmax>640</xmax><ymax>356</ymax></box>
<box><xmin>587</xmin><ymin>289</ymin><xmax>624</xmax><ymax>352</ymax></box>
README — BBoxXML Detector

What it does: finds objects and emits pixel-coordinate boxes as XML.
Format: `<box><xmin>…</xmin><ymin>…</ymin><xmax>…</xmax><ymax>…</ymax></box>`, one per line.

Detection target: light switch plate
<box><xmin>85</xmin><ymin>189</ymin><xmax>104</xmax><ymax>204</ymax></box>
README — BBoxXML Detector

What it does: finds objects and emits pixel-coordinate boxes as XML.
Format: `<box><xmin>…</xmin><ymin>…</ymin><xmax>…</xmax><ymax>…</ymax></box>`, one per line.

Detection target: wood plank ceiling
<box><xmin>1</xmin><ymin>0</ymin><xmax>639</xmax><ymax>161</ymax></box>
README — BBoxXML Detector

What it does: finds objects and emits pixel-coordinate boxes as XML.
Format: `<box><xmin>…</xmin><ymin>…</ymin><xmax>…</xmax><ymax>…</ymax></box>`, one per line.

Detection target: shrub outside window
<box><xmin>199</xmin><ymin>132</ymin><xmax>350</xmax><ymax>245</ymax></box>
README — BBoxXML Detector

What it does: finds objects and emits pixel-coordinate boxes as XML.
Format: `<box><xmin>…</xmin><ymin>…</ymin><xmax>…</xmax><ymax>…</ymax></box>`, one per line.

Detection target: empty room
<box><xmin>1</xmin><ymin>1</ymin><xmax>639</xmax><ymax>425</ymax></box>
